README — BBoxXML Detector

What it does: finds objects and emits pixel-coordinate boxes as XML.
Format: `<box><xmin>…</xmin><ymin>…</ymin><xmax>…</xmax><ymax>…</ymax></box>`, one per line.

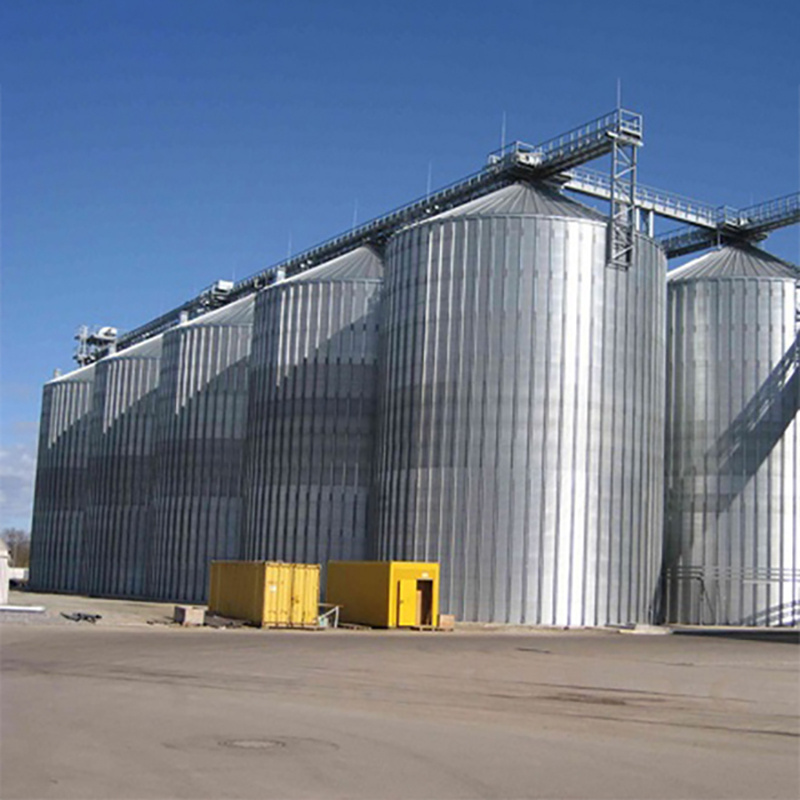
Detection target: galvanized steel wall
<box><xmin>149</xmin><ymin>297</ymin><xmax>254</xmax><ymax>603</ymax></box>
<box><xmin>29</xmin><ymin>365</ymin><xmax>96</xmax><ymax>593</ymax></box>
<box><xmin>664</xmin><ymin>250</ymin><xmax>800</xmax><ymax>625</ymax></box>
<box><xmin>243</xmin><ymin>248</ymin><xmax>383</xmax><ymax>567</ymax></box>
<box><xmin>376</xmin><ymin>183</ymin><xmax>666</xmax><ymax>625</ymax></box>
<box><xmin>82</xmin><ymin>338</ymin><xmax>162</xmax><ymax>598</ymax></box>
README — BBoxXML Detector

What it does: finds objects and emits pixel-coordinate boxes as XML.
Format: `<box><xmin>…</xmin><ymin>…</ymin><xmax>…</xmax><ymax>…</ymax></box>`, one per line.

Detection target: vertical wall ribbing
<box><xmin>82</xmin><ymin>339</ymin><xmax>162</xmax><ymax>598</ymax></box>
<box><xmin>29</xmin><ymin>366</ymin><xmax>96</xmax><ymax>593</ymax></box>
<box><xmin>149</xmin><ymin>298</ymin><xmax>253</xmax><ymax>603</ymax></box>
<box><xmin>664</xmin><ymin>266</ymin><xmax>799</xmax><ymax>625</ymax></box>
<box><xmin>376</xmin><ymin>193</ymin><xmax>666</xmax><ymax>625</ymax></box>
<box><xmin>243</xmin><ymin>250</ymin><xmax>383</xmax><ymax>571</ymax></box>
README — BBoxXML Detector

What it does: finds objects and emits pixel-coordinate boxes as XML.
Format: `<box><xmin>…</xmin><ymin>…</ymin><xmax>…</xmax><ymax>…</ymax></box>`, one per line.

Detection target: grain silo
<box><xmin>148</xmin><ymin>295</ymin><xmax>254</xmax><ymax>603</ymax></box>
<box><xmin>243</xmin><ymin>247</ymin><xmax>383</xmax><ymax>569</ymax></box>
<box><xmin>82</xmin><ymin>337</ymin><xmax>162</xmax><ymax>598</ymax></box>
<box><xmin>663</xmin><ymin>244</ymin><xmax>799</xmax><ymax>626</ymax></box>
<box><xmin>375</xmin><ymin>181</ymin><xmax>666</xmax><ymax>626</ymax></box>
<box><xmin>29</xmin><ymin>363</ymin><xmax>96</xmax><ymax>593</ymax></box>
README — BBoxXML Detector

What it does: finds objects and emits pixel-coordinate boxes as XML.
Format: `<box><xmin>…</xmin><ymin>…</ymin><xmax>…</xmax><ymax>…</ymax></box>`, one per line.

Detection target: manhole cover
<box><xmin>221</xmin><ymin>738</ymin><xmax>287</xmax><ymax>750</ymax></box>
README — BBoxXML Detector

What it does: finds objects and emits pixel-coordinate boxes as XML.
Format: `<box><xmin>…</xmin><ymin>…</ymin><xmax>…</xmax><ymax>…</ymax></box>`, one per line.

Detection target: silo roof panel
<box><xmin>46</xmin><ymin>361</ymin><xmax>97</xmax><ymax>385</ymax></box>
<box><xmin>283</xmin><ymin>246</ymin><xmax>383</xmax><ymax>284</ymax></box>
<box><xmin>182</xmin><ymin>293</ymin><xmax>255</xmax><ymax>327</ymax></box>
<box><xmin>431</xmin><ymin>181</ymin><xmax>604</xmax><ymax>222</ymax></box>
<box><xmin>668</xmin><ymin>244</ymin><xmax>799</xmax><ymax>282</ymax></box>
<box><xmin>105</xmin><ymin>334</ymin><xmax>163</xmax><ymax>360</ymax></box>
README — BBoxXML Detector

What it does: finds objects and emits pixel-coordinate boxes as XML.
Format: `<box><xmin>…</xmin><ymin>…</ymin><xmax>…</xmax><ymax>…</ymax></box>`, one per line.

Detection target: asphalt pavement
<box><xmin>2</xmin><ymin>592</ymin><xmax>798</xmax><ymax>799</ymax></box>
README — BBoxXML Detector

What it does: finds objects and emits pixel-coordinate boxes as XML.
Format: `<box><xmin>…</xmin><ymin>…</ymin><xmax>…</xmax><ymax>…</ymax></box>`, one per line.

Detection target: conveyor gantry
<box><xmin>109</xmin><ymin>109</ymin><xmax>644</xmax><ymax>355</ymax></box>
<box><xmin>485</xmin><ymin>108</ymin><xmax>642</xmax><ymax>176</ymax></box>
<box><xmin>657</xmin><ymin>192</ymin><xmax>800</xmax><ymax>257</ymax></box>
<box><xmin>83</xmin><ymin>109</ymin><xmax>796</xmax><ymax>361</ymax></box>
<box><xmin>563</xmin><ymin>167</ymin><xmax>720</xmax><ymax>230</ymax></box>
<box><xmin>488</xmin><ymin>109</ymin><xmax>643</xmax><ymax>269</ymax></box>
<box><xmin>561</xmin><ymin>169</ymin><xmax>799</xmax><ymax>258</ymax></box>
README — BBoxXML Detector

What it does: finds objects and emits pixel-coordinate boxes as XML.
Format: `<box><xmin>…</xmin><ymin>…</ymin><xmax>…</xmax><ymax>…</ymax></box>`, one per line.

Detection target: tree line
<box><xmin>2</xmin><ymin>528</ymin><xmax>30</xmax><ymax>568</ymax></box>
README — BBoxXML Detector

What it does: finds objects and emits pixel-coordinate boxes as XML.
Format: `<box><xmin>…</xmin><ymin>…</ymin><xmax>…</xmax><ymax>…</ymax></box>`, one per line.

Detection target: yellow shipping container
<box><xmin>326</xmin><ymin>561</ymin><xmax>439</xmax><ymax>628</ymax></box>
<box><xmin>208</xmin><ymin>561</ymin><xmax>319</xmax><ymax>628</ymax></box>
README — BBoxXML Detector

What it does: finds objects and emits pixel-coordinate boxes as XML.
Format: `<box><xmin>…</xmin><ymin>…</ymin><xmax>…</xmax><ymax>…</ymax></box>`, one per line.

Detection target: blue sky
<box><xmin>1</xmin><ymin>0</ymin><xmax>799</xmax><ymax>529</ymax></box>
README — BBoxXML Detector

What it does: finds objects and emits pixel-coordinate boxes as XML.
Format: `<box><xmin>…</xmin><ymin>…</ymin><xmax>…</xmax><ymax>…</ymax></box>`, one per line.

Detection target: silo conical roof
<box><xmin>432</xmin><ymin>181</ymin><xmax>604</xmax><ymax>222</ymax></box>
<box><xmin>668</xmin><ymin>243</ymin><xmax>799</xmax><ymax>282</ymax></box>
<box><xmin>46</xmin><ymin>337</ymin><xmax>161</xmax><ymax>385</ymax></box>
<box><xmin>181</xmin><ymin>292</ymin><xmax>255</xmax><ymax>327</ymax></box>
<box><xmin>283</xmin><ymin>246</ymin><xmax>383</xmax><ymax>284</ymax></box>
<box><xmin>106</xmin><ymin>335</ymin><xmax>162</xmax><ymax>360</ymax></box>
<box><xmin>46</xmin><ymin>361</ymin><xmax>96</xmax><ymax>385</ymax></box>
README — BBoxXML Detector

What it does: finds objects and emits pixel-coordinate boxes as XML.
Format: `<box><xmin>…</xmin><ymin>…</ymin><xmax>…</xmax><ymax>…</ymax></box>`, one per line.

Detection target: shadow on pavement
<box><xmin>672</xmin><ymin>627</ymin><xmax>799</xmax><ymax>645</ymax></box>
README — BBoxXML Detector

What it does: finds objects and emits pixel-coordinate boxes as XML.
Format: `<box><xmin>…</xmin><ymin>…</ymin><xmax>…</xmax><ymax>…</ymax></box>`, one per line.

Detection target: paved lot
<box><xmin>2</xmin><ymin>593</ymin><xmax>798</xmax><ymax>799</ymax></box>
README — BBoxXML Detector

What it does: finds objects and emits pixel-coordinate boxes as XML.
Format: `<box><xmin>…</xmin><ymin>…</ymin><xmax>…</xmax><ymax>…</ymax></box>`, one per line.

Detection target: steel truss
<box><xmin>76</xmin><ymin>108</ymin><xmax>797</xmax><ymax>361</ymax></box>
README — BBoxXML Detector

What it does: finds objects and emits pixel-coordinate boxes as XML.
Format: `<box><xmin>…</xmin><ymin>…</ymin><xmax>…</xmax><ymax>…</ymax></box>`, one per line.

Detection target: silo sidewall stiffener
<box><xmin>82</xmin><ymin>340</ymin><xmax>162</xmax><ymax>599</ymax></box>
<box><xmin>242</xmin><ymin>253</ymin><xmax>383</xmax><ymax>572</ymax></box>
<box><xmin>664</xmin><ymin>272</ymin><xmax>799</xmax><ymax>626</ymax></box>
<box><xmin>149</xmin><ymin>299</ymin><xmax>253</xmax><ymax>603</ymax></box>
<box><xmin>29</xmin><ymin>367</ymin><xmax>96</xmax><ymax>594</ymax></box>
<box><xmin>376</xmin><ymin>205</ymin><xmax>666</xmax><ymax>625</ymax></box>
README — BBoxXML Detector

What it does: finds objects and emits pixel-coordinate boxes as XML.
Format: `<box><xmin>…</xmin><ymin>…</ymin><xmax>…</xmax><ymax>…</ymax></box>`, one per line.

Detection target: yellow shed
<box><xmin>326</xmin><ymin>561</ymin><xmax>439</xmax><ymax>628</ymax></box>
<box><xmin>208</xmin><ymin>561</ymin><xmax>319</xmax><ymax>628</ymax></box>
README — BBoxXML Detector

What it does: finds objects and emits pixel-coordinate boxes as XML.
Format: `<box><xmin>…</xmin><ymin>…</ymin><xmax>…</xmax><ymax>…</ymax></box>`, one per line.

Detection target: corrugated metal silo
<box><xmin>663</xmin><ymin>244</ymin><xmax>799</xmax><ymax>626</ymax></box>
<box><xmin>82</xmin><ymin>337</ymin><xmax>162</xmax><ymax>598</ymax></box>
<box><xmin>376</xmin><ymin>182</ymin><xmax>666</xmax><ymax>626</ymax></box>
<box><xmin>243</xmin><ymin>247</ymin><xmax>383</xmax><ymax>568</ymax></box>
<box><xmin>149</xmin><ymin>295</ymin><xmax>254</xmax><ymax>603</ymax></box>
<box><xmin>29</xmin><ymin>364</ymin><xmax>96</xmax><ymax>593</ymax></box>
